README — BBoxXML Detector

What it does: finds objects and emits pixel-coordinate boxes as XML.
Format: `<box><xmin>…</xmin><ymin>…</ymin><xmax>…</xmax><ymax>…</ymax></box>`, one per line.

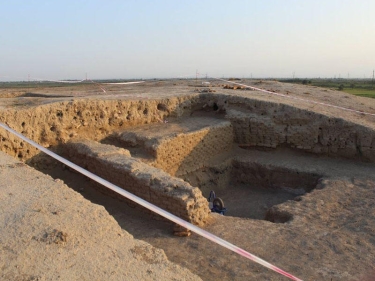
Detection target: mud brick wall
<box><xmin>221</xmin><ymin>96</ymin><xmax>375</xmax><ymax>162</ymax></box>
<box><xmin>64</xmin><ymin>140</ymin><xmax>210</xmax><ymax>226</ymax></box>
<box><xmin>181</xmin><ymin>158</ymin><xmax>233</xmax><ymax>196</ymax></box>
<box><xmin>0</xmin><ymin>96</ymin><xmax>196</xmax><ymax>161</ymax></box>
<box><xmin>149</xmin><ymin>121</ymin><xmax>233</xmax><ymax>176</ymax></box>
<box><xmin>231</xmin><ymin>159</ymin><xmax>320</xmax><ymax>193</ymax></box>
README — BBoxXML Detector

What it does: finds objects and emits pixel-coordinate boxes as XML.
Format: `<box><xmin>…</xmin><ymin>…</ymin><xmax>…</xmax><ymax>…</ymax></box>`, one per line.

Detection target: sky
<box><xmin>1</xmin><ymin>0</ymin><xmax>375</xmax><ymax>81</ymax></box>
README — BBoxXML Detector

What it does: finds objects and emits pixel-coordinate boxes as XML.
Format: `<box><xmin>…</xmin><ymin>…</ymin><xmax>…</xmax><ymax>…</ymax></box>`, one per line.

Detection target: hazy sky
<box><xmin>1</xmin><ymin>0</ymin><xmax>374</xmax><ymax>81</ymax></box>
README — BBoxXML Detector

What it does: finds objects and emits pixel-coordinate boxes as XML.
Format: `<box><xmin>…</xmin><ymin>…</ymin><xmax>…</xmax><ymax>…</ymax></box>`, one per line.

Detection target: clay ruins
<box><xmin>1</xmin><ymin>79</ymin><xmax>375</xmax><ymax>280</ymax></box>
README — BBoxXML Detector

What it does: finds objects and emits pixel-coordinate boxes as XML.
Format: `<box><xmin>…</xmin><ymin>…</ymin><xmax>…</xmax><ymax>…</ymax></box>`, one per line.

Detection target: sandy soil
<box><xmin>0</xmin><ymin>151</ymin><xmax>201</xmax><ymax>281</ymax></box>
<box><xmin>1</xmin><ymin>79</ymin><xmax>375</xmax><ymax>280</ymax></box>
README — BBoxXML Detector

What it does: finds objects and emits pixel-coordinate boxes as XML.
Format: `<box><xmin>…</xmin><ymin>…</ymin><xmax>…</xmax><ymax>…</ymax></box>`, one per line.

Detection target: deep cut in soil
<box><xmin>2</xmin><ymin>79</ymin><xmax>375</xmax><ymax>281</ymax></box>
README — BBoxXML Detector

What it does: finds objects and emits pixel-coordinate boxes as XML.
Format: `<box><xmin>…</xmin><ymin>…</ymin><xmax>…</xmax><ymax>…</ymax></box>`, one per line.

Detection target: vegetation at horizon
<box><xmin>281</xmin><ymin>78</ymin><xmax>375</xmax><ymax>99</ymax></box>
<box><xmin>2</xmin><ymin>77</ymin><xmax>375</xmax><ymax>99</ymax></box>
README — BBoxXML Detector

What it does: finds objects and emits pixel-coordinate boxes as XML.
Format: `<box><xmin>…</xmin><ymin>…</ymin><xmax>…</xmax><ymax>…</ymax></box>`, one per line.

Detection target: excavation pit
<box><xmin>2</xmin><ymin>79</ymin><xmax>375</xmax><ymax>281</ymax></box>
<box><xmin>26</xmin><ymin>114</ymin><xmax>322</xmax><ymax>225</ymax></box>
<box><xmin>181</xmin><ymin>158</ymin><xmax>321</xmax><ymax>221</ymax></box>
<box><xmin>100</xmin><ymin>116</ymin><xmax>321</xmax><ymax>221</ymax></box>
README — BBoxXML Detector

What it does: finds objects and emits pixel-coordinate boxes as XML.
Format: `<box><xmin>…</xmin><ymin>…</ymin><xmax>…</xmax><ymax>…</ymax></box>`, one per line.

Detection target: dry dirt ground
<box><xmin>1</xmin><ymin>79</ymin><xmax>375</xmax><ymax>281</ymax></box>
<box><xmin>0</xmin><ymin>151</ymin><xmax>202</xmax><ymax>281</ymax></box>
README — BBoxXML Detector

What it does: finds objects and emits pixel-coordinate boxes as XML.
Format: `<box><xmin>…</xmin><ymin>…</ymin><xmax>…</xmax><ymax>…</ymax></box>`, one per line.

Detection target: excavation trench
<box><xmin>27</xmin><ymin>114</ymin><xmax>321</xmax><ymax>225</ymax></box>
<box><xmin>182</xmin><ymin>160</ymin><xmax>320</xmax><ymax>221</ymax></box>
<box><xmin>25</xmin><ymin>135</ymin><xmax>322</xmax><ymax>281</ymax></box>
<box><xmin>22</xmin><ymin>107</ymin><xmax>325</xmax><ymax>281</ymax></box>
<box><xmin>95</xmin><ymin>115</ymin><xmax>321</xmax><ymax>222</ymax></box>
<box><xmin>3</xmin><ymin>92</ymin><xmax>375</xmax><ymax>280</ymax></box>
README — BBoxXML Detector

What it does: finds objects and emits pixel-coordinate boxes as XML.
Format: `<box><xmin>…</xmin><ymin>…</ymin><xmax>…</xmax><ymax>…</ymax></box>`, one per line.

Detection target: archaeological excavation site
<box><xmin>1</xmin><ymin>79</ymin><xmax>375</xmax><ymax>281</ymax></box>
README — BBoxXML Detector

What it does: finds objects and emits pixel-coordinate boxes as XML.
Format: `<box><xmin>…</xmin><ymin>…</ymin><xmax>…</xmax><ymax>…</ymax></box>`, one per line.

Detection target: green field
<box><xmin>342</xmin><ymin>88</ymin><xmax>375</xmax><ymax>99</ymax></box>
<box><xmin>280</xmin><ymin>78</ymin><xmax>375</xmax><ymax>99</ymax></box>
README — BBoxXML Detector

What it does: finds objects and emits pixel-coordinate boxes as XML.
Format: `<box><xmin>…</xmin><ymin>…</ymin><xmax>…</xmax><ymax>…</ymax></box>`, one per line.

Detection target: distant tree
<box><xmin>302</xmin><ymin>79</ymin><xmax>308</xmax><ymax>85</ymax></box>
<box><xmin>350</xmin><ymin>83</ymin><xmax>355</xmax><ymax>89</ymax></box>
<box><xmin>338</xmin><ymin>84</ymin><xmax>344</xmax><ymax>91</ymax></box>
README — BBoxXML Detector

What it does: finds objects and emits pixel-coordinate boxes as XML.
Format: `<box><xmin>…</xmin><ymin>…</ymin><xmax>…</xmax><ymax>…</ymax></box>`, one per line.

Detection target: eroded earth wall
<box><xmin>64</xmin><ymin>140</ymin><xmax>210</xmax><ymax>226</ymax></box>
<box><xmin>0</xmin><ymin>96</ymin><xmax>197</xmax><ymax>160</ymax></box>
<box><xmin>199</xmin><ymin>94</ymin><xmax>375</xmax><ymax>162</ymax></box>
<box><xmin>1</xmin><ymin>93</ymin><xmax>375</xmax><ymax>164</ymax></box>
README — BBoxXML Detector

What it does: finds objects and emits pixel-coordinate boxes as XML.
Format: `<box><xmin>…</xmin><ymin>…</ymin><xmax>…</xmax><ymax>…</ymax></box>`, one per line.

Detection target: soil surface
<box><xmin>1</xmin><ymin>79</ymin><xmax>375</xmax><ymax>281</ymax></box>
<box><xmin>0</xmin><ymin>151</ymin><xmax>201</xmax><ymax>281</ymax></box>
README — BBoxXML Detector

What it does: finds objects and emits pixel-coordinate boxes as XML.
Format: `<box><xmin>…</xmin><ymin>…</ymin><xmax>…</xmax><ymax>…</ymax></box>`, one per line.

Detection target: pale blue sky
<box><xmin>1</xmin><ymin>0</ymin><xmax>374</xmax><ymax>81</ymax></box>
